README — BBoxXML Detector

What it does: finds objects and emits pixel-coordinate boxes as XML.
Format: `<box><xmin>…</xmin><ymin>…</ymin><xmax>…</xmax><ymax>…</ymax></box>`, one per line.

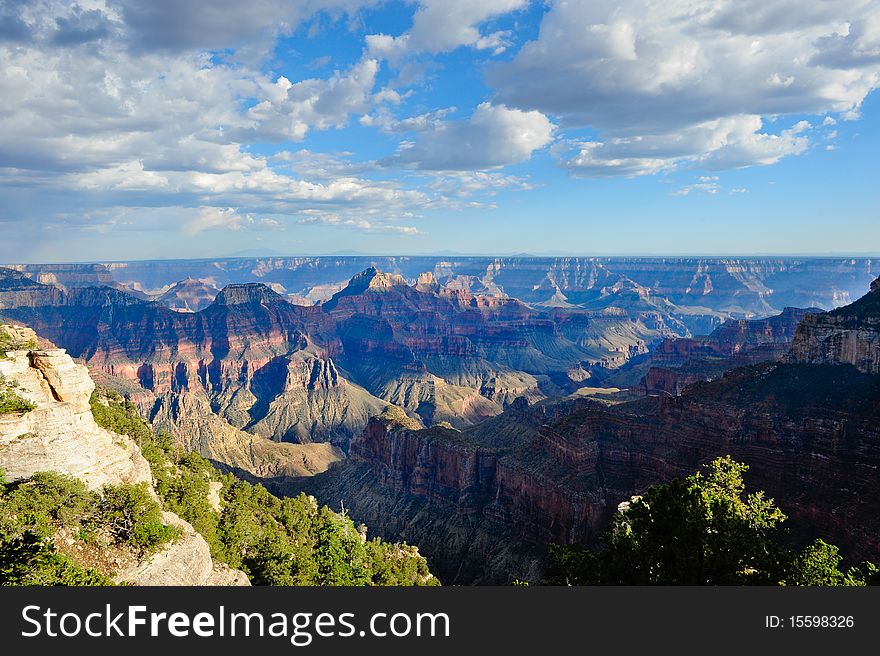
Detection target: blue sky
<box><xmin>1</xmin><ymin>0</ymin><xmax>878</xmax><ymax>262</ymax></box>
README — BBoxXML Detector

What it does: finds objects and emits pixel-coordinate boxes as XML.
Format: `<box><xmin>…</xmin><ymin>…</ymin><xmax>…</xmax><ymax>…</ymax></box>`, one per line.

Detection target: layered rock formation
<box><xmin>14</xmin><ymin>256</ymin><xmax>874</xmax><ymax>316</ymax></box>
<box><xmin>148</xmin><ymin>390</ymin><xmax>344</xmax><ymax>481</ymax></box>
<box><xmin>0</xmin><ymin>330</ymin><xmax>249</xmax><ymax>586</ymax></box>
<box><xmin>0</xmin><ymin>345</ymin><xmax>152</xmax><ymax>490</ymax></box>
<box><xmin>788</xmin><ymin>276</ymin><xmax>880</xmax><ymax>374</ymax></box>
<box><xmin>0</xmin><ymin>266</ymin><xmax>674</xmax><ymax>464</ymax></box>
<box><xmin>302</xmin><ymin>278</ymin><xmax>880</xmax><ymax>583</ymax></box>
<box><xmin>618</xmin><ymin>306</ymin><xmax>823</xmax><ymax>396</ymax></box>
<box><xmin>114</xmin><ymin>511</ymin><xmax>249</xmax><ymax>586</ymax></box>
<box><xmin>157</xmin><ymin>277</ymin><xmax>220</xmax><ymax>312</ymax></box>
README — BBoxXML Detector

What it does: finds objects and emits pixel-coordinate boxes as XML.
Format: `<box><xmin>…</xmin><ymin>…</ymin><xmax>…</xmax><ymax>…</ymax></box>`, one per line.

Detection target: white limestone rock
<box><xmin>0</xmin><ymin>348</ymin><xmax>152</xmax><ymax>489</ymax></box>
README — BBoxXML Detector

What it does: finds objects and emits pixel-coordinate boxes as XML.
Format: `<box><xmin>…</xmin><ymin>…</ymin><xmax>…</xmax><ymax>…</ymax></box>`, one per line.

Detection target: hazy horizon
<box><xmin>4</xmin><ymin>252</ymin><xmax>880</xmax><ymax>267</ymax></box>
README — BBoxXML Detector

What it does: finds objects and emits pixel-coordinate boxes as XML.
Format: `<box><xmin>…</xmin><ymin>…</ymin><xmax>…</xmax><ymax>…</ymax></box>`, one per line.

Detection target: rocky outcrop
<box><xmin>0</xmin><ymin>347</ymin><xmax>152</xmax><ymax>490</ymax></box>
<box><xmin>149</xmin><ymin>389</ymin><xmax>344</xmax><ymax>480</ymax></box>
<box><xmin>630</xmin><ymin>306</ymin><xmax>822</xmax><ymax>395</ymax></box>
<box><xmin>301</xmin><ymin>398</ymin><xmax>596</xmax><ymax>583</ymax></box>
<box><xmin>157</xmin><ymin>277</ymin><xmax>220</xmax><ymax>312</ymax></box>
<box><xmin>113</xmin><ymin>511</ymin><xmax>249</xmax><ymax>586</ymax></box>
<box><xmin>0</xmin><ymin>267</ymin><xmax>66</xmax><ymax>309</ymax></box>
<box><xmin>415</xmin><ymin>272</ymin><xmax>441</xmax><ymax>293</ymax></box>
<box><xmin>788</xmin><ymin>276</ymin><xmax>880</xmax><ymax>374</ymax></box>
<box><xmin>245</xmin><ymin>351</ymin><xmax>387</xmax><ymax>446</ymax></box>
<box><xmin>6</xmin><ymin>263</ymin><xmax>115</xmax><ymax>290</ymax></box>
<box><xmin>213</xmin><ymin>282</ymin><xmax>287</xmax><ymax>306</ymax></box>
<box><xmin>0</xmin><ymin>329</ymin><xmax>249</xmax><ymax>586</ymax></box>
<box><xmin>115</xmin><ymin>513</ymin><xmax>210</xmax><ymax>586</ymax></box>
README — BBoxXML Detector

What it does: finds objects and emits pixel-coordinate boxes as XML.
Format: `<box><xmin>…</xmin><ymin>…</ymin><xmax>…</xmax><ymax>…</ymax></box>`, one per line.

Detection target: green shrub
<box><xmin>1</xmin><ymin>472</ymin><xmax>97</xmax><ymax>538</ymax></box>
<box><xmin>0</xmin><ymin>530</ymin><xmax>113</xmax><ymax>586</ymax></box>
<box><xmin>88</xmin><ymin>386</ymin><xmax>439</xmax><ymax>586</ymax></box>
<box><xmin>100</xmin><ymin>483</ymin><xmax>180</xmax><ymax>554</ymax></box>
<box><xmin>0</xmin><ymin>387</ymin><xmax>37</xmax><ymax>415</ymax></box>
<box><xmin>89</xmin><ymin>389</ymin><xmax>153</xmax><ymax>443</ymax></box>
<box><xmin>0</xmin><ymin>473</ymin><xmax>119</xmax><ymax>586</ymax></box>
<box><xmin>0</xmin><ymin>330</ymin><xmax>37</xmax><ymax>359</ymax></box>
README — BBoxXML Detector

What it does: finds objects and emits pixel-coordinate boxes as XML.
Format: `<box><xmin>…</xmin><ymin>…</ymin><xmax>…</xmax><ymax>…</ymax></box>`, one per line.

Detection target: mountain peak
<box><xmin>415</xmin><ymin>271</ymin><xmax>440</xmax><ymax>293</ymax></box>
<box><xmin>347</xmin><ymin>267</ymin><xmax>409</xmax><ymax>292</ymax></box>
<box><xmin>213</xmin><ymin>283</ymin><xmax>284</xmax><ymax>306</ymax></box>
<box><xmin>872</xmin><ymin>276</ymin><xmax>880</xmax><ymax>294</ymax></box>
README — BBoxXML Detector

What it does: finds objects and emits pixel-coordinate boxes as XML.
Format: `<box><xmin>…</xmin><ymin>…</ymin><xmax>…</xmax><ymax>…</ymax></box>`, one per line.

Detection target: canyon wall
<box><xmin>788</xmin><ymin>277</ymin><xmax>880</xmax><ymax>374</ymax></box>
<box><xmin>303</xmin><ymin>278</ymin><xmax>880</xmax><ymax>583</ymax></box>
<box><xmin>0</xmin><ymin>266</ymin><xmax>673</xmax><ymax>460</ymax></box>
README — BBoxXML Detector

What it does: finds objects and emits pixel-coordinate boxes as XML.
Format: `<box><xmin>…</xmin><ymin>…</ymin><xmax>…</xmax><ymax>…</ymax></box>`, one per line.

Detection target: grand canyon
<box><xmin>1</xmin><ymin>256</ymin><xmax>877</xmax><ymax>583</ymax></box>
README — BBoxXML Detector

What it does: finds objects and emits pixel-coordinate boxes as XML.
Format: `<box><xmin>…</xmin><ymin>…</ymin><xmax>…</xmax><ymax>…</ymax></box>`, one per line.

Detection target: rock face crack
<box><xmin>27</xmin><ymin>356</ymin><xmax>62</xmax><ymax>403</ymax></box>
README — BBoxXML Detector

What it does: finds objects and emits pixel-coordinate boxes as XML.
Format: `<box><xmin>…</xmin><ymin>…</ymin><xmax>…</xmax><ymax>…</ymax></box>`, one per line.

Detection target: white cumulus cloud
<box><xmin>388</xmin><ymin>102</ymin><xmax>554</xmax><ymax>170</ymax></box>
<box><xmin>489</xmin><ymin>0</ymin><xmax>880</xmax><ymax>175</ymax></box>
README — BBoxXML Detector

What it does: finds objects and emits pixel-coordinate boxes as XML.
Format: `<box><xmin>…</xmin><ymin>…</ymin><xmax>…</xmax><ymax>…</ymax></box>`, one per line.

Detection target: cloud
<box><xmin>388</xmin><ymin>102</ymin><xmax>554</xmax><ymax>170</ymax></box>
<box><xmin>185</xmin><ymin>207</ymin><xmax>250</xmax><ymax>234</ymax></box>
<box><xmin>0</xmin><ymin>4</ymin><xmax>451</xmax><ymax>233</ymax></box>
<box><xmin>672</xmin><ymin>176</ymin><xmax>720</xmax><ymax>196</ymax></box>
<box><xmin>424</xmin><ymin>171</ymin><xmax>535</xmax><ymax>197</ymax></box>
<box><xmin>555</xmin><ymin>115</ymin><xmax>811</xmax><ymax>177</ymax></box>
<box><xmin>297</xmin><ymin>211</ymin><xmax>421</xmax><ymax>234</ymax></box>
<box><xmin>273</xmin><ymin>149</ymin><xmax>377</xmax><ymax>181</ymax></box>
<box><xmin>51</xmin><ymin>7</ymin><xmax>114</xmax><ymax>46</ymax></box>
<box><xmin>181</xmin><ymin>207</ymin><xmax>288</xmax><ymax>234</ymax></box>
<box><xmin>110</xmin><ymin>0</ymin><xmax>382</xmax><ymax>54</ymax></box>
<box><xmin>362</xmin><ymin>106</ymin><xmax>456</xmax><ymax>133</ymax></box>
<box><xmin>0</xmin><ymin>0</ymin><xmax>40</xmax><ymax>43</ymax></box>
<box><xmin>810</xmin><ymin>16</ymin><xmax>880</xmax><ymax>69</ymax></box>
<box><xmin>245</xmin><ymin>58</ymin><xmax>380</xmax><ymax>141</ymax></box>
<box><xmin>74</xmin><ymin>160</ymin><xmax>170</xmax><ymax>190</ymax></box>
<box><xmin>366</xmin><ymin>0</ymin><xmax>527</xmax><ymax>62</ymax></box>
<box><xmin>489</xmin><ymin>0</ymin><xmax>880</xmax><ymax>175</ymax></box>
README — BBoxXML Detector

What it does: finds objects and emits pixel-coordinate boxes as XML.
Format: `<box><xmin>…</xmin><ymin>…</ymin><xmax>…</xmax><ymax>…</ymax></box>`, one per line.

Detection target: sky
<box><xmin>1</xmin><ymin>0</ymin><xmax>879</xmax><ymax>262</ymax></box>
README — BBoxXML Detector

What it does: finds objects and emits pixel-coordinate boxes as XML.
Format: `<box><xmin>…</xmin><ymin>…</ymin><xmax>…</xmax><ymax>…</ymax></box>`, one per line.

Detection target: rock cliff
<box><xmin>0</xmin><ymin>346</ymin><xmax>152</xmax><ymax>490</ymax></box>
<box><xmin>157</xmin><ymin>277</ymin><xmax>220</xmax><ymax>312</ymax></box>
<box><xmin>0</xmin><ymin>266</ymin><xmax>673</xmax><ymax>462</ymax></box>
<box><xmin>623</xmin><ymin>306</ymin><xmax>822</xmax><ymax>396</ymax></box>
<box><xmin>0</xmin><ymin>327</ymin><xmax>249</xmax><ymax>586</ymax></box>
<box><xmin>788</xmin><ymin>276</ymin><xmax>880</xmax><ymax>374</ymax></box>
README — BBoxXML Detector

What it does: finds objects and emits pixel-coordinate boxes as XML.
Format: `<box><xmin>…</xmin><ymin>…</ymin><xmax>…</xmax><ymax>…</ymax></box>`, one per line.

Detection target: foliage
<box><xmin>0</xmin><ymin>531</ymin><xmax>111</xmax><ymax>586</ymax></box>
<box><xmin>212</xmin><ymin>476</ymin><xmax>436</xmax><ymax>586</ymax></box>
<box><xmin>546</xmin><ymin>457</ymin><xmax>878</xmax><ymax>586</ymax></box>
<box><xmin>89</xmin><ymin>387</ymin><xmax>439</xmax><ymax>586</ymax></box>
<box><xmin>0</xmin><ymin>330</ymin><xmax>37</xmax><ymax>358</ymax></box>
<box><xmin>89</xmin><ymin>388</ymin><xmax>153</xmax><ymax>443</ymax></box>
<box><xmin>0</xmin><ymin>472</ymin><xmax>177</xmax><ymax>586</ymax></box>
<box><xmin>0</xmin><ymin>384</ymin><xmax>37</xmax><ymax>415</ymax></box>
<box><xmin>100</xmin><ymin>483</ymin><xmax>180</xmax><ymax>554</ymax></box>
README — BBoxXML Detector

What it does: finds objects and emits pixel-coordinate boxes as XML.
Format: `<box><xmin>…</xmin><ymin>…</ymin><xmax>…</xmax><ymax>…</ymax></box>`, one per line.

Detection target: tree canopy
<box><xmin>546</xmin><ymin>457</ymin><xmax>878</xmax><ymax>586</ymax></box>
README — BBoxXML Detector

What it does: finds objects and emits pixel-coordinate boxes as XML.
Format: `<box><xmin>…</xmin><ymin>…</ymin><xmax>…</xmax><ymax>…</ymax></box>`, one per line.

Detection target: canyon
<box><xmin>301</xmin><ymin>276</ymin><xmax>880</xmax><ymax>583</ymax></box>
<box><xmin>7</xmin><ymin>256</ymin><xmax>877</xmax><ymax>319</ymax></box>
<box><xmin>1</xmin><ymin>258</ymin><xmax>878</xmax><ymax>584</ymax></box>
<box><xmin>0</xmin><ymin>263</ymin><xmax>684</xmax><ymax>469</ymax></box>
